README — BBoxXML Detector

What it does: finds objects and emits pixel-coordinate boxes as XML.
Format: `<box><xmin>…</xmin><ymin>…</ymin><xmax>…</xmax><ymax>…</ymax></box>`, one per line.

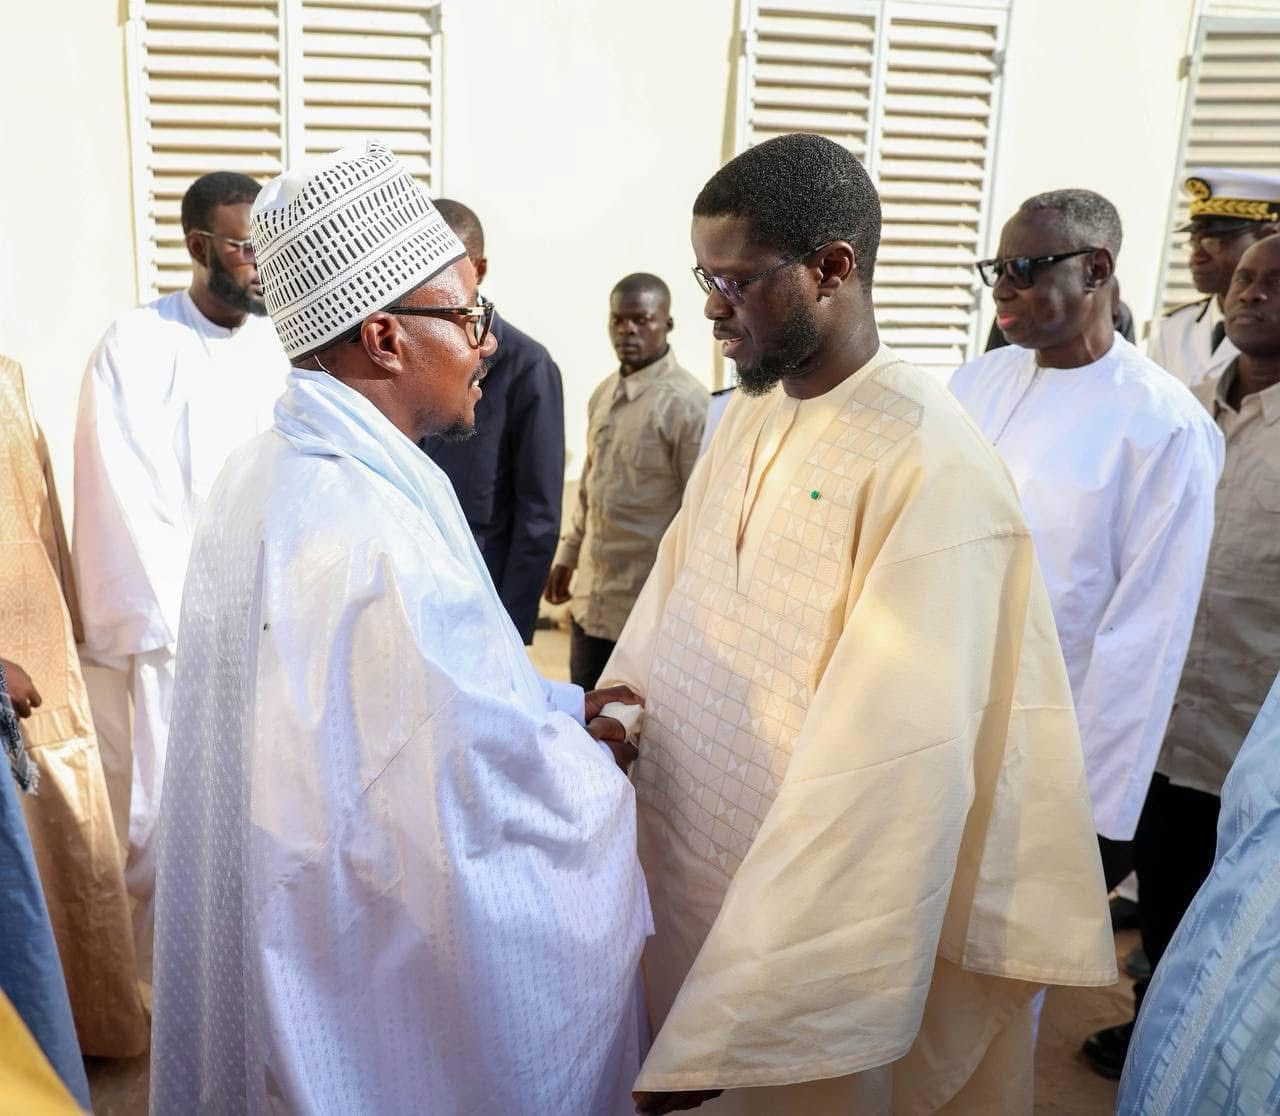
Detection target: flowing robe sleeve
<box><xmin>1076</xmin><ymin>416</ymin><xmax>1223</xmax><ymax>840</ymax></box>
<box><xmin>153</xmin><ymin>465</ymin><xmax>650</xmax><ymax>1114</ymax></box>
<box><xmin>73</xmin><ymin>328</ymin><xmax>191</xmax><ymax>659</ymax></box>
<box><xmin>628</xmin><ymin>413</ymin><xmax>1114</xmax><ymax>1091</ymax></box>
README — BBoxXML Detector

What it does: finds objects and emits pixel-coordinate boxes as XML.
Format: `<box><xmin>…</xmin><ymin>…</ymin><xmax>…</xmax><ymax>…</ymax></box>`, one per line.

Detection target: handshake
<box><xmin>583</xmin><ymin>683</ymin><xmax>642</xmax><ymax>771</ymax></box>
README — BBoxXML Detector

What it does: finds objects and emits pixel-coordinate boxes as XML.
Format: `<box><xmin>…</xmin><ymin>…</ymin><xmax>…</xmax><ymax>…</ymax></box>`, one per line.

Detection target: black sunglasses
<box><xmin>976</xmin><ymin>248</ymin><xmax>1098</xmax><ymax>290</ymax></box>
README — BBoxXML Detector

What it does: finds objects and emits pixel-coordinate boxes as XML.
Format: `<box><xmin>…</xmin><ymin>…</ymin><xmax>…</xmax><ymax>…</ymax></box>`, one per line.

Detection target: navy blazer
<box><xmin>420</xmin><ymin>314</ymin><xmax>565</xmax><ymax>644</ymax></box>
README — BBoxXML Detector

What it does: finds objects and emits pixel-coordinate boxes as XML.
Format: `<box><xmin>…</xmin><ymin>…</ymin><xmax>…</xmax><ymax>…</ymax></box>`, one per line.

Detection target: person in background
<box><xmin>1088</xmin><ymin>229</ymin><xmax>1280</xmax><ymax>1080</ymax></box>
<box><xmin>0</xmin><ymin>657</ymin><xmax>93</xmax><ymax>1110</ymax></box>
<box><xmin>72</xmin><ymin>171</ymin><xmax>289</xmax><ymax>988</ymax></box>
<box><xmin>951</xmin><ymin>189</ymin><xmax>1222</xmax><ymax>896</ymax></box>
<box><xmin>545</xmin><ymin>273</ymin><xmax>707</xmax><ymax>689</ymax></box>
<box><xmin>0</xmin><ymin>354</ymin><xmax>146</xmax><ymax>1057</ymax></box>
<box><xmin>1148</xmin><ymin>167</ymin><xmax>1280</xmax><ymax>389</ymax></box>
<box><xmin>419</xmin><ymin>199</ymin><xmax>565</xmax><ymax>644</ymax></box>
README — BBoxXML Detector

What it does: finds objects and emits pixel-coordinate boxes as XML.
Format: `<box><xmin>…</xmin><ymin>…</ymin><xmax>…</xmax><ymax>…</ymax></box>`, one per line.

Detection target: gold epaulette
<box><xmin>1163</xmin><ymin>296</ymin><xmax>1211</xmax><ymax>319</ymax></box>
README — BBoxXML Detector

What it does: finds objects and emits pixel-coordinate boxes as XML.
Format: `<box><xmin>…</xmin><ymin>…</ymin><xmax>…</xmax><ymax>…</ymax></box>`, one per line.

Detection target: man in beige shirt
<box><xmin>546</xmin><ymin>273</ymin><xmax>708</xmax><ymax>688</ymax></box>
<box><xmin>1087</xmin><ymin>231</ymin><xmax>1280</xmax><ymax>1078</ymax></box>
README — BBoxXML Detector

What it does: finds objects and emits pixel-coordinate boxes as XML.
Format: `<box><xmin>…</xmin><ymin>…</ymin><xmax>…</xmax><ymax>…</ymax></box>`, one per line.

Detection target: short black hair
<box><xmin>611</xmin><ymin>272</ymin><xmax>671</xmax><ymax>309</ymax></box>
<box><xmin>694</xmin><ymin>133</ymin><xmax>881</xmax><ymax>291</ymax></box>
<box><xmin>180</xmin><ymin>172</ymin><xmax>262</xmax><ymax>234</ymax></box>
<box><xmin>1020</xmin><ymin>189</ymin><xmax>1123</xmax><ymax>257</ymax></box>
<box><xmin>433</xmin><ymin>198</ymin><xmax>485</xmax><ymax>259</ymax></box>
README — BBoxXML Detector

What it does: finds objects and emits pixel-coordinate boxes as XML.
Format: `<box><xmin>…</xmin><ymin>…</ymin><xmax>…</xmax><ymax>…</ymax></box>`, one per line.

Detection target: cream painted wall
<box><xmin>0</xmin><ymin>2</ymin><xmax>136</xmax><ymax>509</ymax></box>
<box><xmin>438</xmin><ymin>0</ymin><xmax>737</xmax><ymax>477</ymax></box>
<box><xmin>984</xmin><ymin>0</ymin><xmax>1199</xmax><ymax>347</ymax></box>
<box><xmin>0</xmin><ymin>0</ymin><xmax>1232</xmax><ymax>498</ymax></box>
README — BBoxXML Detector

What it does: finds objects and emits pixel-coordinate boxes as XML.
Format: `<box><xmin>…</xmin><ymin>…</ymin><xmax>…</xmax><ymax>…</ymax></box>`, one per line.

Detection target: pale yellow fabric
<box><xmin>1159</xmin><ymin>361</ymin><xmax>1280</xmax><ymax>795</ymax></box>
<box><xmin>0</xmin><ymin>356</ymin><xmax>148</xmax><ymax>1057</ymax></box>
<box><xmin>603</xmin><ymin>347</ymin><xmax>1114</xmax><ymax>1110</ymax></box>
<box><xmin>555</xmin><ymin>350</ymin><xmax>708</xmax><ymax>640</ymax></box>
<box><xmin>0</xmin><ymin>990</ymin><xmax>85</xmax><ymax>1115</ymax></box>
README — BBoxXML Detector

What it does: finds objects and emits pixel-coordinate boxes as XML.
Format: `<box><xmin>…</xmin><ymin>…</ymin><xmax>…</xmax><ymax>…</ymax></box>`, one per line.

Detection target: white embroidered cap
<box><xmin>251</xmin><ymin>139</ymin><xmax>466</xmax><ymax>359</ymax></box>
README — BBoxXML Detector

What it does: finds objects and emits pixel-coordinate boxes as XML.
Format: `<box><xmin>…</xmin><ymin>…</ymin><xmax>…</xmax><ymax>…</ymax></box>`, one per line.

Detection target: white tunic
<box><xmin>150</xmin><ymin>368</ymin><xmax>650</xmax><ymax>1116</ymax></box>
<box><xmin>72</xmin><ymin>290</ymin><xmax>288</xmax><ymax>979</ymax></box>
<box><xmin>1148</xmin><ymin>296</ymin><xmax>1237</xmax><ymax>390</ymax></box>
<box><xmin>950</xmin><ymin>336</ymin><xmax>1224</xmax><ymax>840</ymax></box>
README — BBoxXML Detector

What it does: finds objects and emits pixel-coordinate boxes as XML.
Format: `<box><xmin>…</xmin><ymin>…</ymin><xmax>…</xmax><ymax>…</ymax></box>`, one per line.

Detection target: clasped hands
<box><xmin>583</xmin><ymin>683</ymin><xmax>640</xmax><ymax>771</ymax></box>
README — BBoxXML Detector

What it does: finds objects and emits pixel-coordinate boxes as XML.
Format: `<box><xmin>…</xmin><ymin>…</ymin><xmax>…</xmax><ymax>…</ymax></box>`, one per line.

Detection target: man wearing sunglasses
<box><xmin>149</xmin><ymin>141</ymin><xmax>650</xmax><ymax>1116</ymax></box>
<box><xmin>71</xmin><ymin>170</ymin><xmax>289</xmax><ymax>993</ymax></box>
<box><xmin>594</xmin><ymin>134</ymin><xmax>1115</xmax><ymax>1114</ymax></box>
<box><xmin>1149</xmin><ymin>168</ymin><xmax>1280</xmax><ymax>390</ymax></box>
<box><xmin>950</xmin><ymin>189</ymin><xmax>1224</xmax><ymax>1071</ymax></box>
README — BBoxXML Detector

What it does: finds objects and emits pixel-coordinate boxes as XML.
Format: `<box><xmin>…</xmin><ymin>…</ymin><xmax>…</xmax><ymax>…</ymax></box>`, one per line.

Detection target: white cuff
<box><xmin>544</xmin><ymin>678</ymin><xmax>585</xmax><ymax>726</ymax></box>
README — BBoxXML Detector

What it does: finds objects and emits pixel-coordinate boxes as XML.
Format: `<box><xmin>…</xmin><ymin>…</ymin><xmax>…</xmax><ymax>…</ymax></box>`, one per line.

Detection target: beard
<box><xmin>734</xmin><ymin>294</ymin><xmax>822</xmax><ymax>397</ymax></box>
<box><xmin>209</xmin><ymin>252</ymin><xmax>268</xmax><ymax>317</ymax></box>
<box><xmin>437</xmin><ymin>419</ymin><xmax>477</xmax><ymax>443</ymax></box>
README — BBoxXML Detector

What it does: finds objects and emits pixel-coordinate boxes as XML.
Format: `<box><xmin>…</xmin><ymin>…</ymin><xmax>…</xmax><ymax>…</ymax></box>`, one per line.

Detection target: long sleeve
<box><xmin>664</xmin><ymin>388</ymin><xmax>707</xmax><ymax>490</ymax></box>
<box><xmin>1075</xmin><ymin>418</ymin><xmax>1223</xmax><ymax>840</ymax></box>
<box><xmin>498</xmin><ymin>346</ymin><xmax>565</xmax><ymax>642</ymax></box>
<box><xmin>72</xmin><ymin>335</ymin><xmax>191</xmax><ymax>659</ymax></box>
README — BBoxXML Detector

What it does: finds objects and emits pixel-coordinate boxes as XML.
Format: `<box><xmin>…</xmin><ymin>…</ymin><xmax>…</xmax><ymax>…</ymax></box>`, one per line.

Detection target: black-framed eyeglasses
<box><xmin>976</xmin><ymin>248</ymin><xmax>1097</xmax><ymax>290</ymax></box>
<box><xmin>193</xmin><ymin>230</ymin><xmax>255</xmax><ymax>258</ymax></box>
<box><xmin>692</xmin><ymin>242</ymin><xmax>832</xmax><ymax>305</ymax></box>
<box><xmin>382</xmin><ymin>295</ymin><xmax>495</xmax><ymax>349</ymax></box>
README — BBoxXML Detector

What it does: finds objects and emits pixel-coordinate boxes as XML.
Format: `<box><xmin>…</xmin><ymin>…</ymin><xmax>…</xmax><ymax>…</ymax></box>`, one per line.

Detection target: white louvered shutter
<box><xmin>736</xmin><ymin>0</ymin><xmax>1009</xmax><ymax>378</ymax></box>
<box><xmin>297</xmin><ymin>1</ymin><xmax>441</xmax><ymax>182</ymax></box>
<box><xmin>126</xmin><ymin>0</ymin><xmax>287</xmax><ymax>297</ymax></box>
<box><xmin>1156</xmin><ymin>15</ymin><xmax>1280</xmax><ymax>313</ymax></box>
<box><xmin>873</xmin><ymin>3</ymin><xmax>1007</xmax><ymax>376</ymax></box>
<box><xmin>126</xmin><ymin>0</ymin><xmax>441</xmax><ymax>301</ymax></box>
<box><xmin>737</xmin><ymin>0</ymin><xmax>881</xmax><ymax>160</ymax></box>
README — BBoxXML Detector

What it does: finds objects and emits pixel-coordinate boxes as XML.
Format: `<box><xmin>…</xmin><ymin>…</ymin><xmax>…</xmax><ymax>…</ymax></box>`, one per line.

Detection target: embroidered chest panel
<box><xmin>635</xmin><ymin>372</ymin><xmax>921</xmax><ymax>875</ymax></box>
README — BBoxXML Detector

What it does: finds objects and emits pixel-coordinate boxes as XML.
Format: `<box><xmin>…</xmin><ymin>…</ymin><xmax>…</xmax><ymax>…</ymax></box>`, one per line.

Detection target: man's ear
<box><xmin>667</xmin><ymin>316</ymin><xmax>675</xmax><ymax>333</ymax></box>
<box><xmin>474</xmin><ymin>256</ymin><xmax>489</xmax><ymax>285</ymax></box>
<box><xmin>1082</xmin><ymin>248</ymin><xmax>1115</xmax><ymax>291</ymax></box>
<box><xmin>186</xmin><ymin>230</ymin><xmax>209</xmax><ymax>269</ymax></box>
<box><xmin>816</xmin><ymin>242</ymin><xmax>856</xmax><ymax>298</ymax></box>
<box><xmin>359</xmin><ymin>312</ymin><xmax>406</xmax><ymax>377</ymax></box>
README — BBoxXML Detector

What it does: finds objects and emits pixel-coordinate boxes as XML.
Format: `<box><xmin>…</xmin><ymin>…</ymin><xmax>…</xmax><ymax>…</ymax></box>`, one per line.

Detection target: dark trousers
<box><xmin>570</xmin><ymin>619</ymin><xmax>616</xmax><ymax>691</ymax></box>
<box><xmin>1098</xmin><ymin>834</ymin><xmax>1135</xmax><ymax>893</ymax></box>
<box><xmin>1131</xmin><ymin>773</ymin><xmax>1221</xmax><ymax>1013</ymax></box>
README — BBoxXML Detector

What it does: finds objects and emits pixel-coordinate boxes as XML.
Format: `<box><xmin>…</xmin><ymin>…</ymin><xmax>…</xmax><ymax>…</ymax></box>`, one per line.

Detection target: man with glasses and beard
<box><xmin>594</xmin><ymin>133</ymin><xmax>1116</xmax><ymax>1114</ymax></box>
<box><xmin>148</xmin><ymin>140</ymin><xmax>649</xmax><ymax>1116</ymax></box>
<box><xmin>949</xmin><ymin>190</ymin><xmax>1223</xmax><ymax>1073</ymax></box>
<box><xmin>72</xmin><ymin>171</ymin><xmax>287</xmax><ymax>994</ymax></box>
<box><xmin>1149</xmin><ymin>168</ymin><xmax>1280</xmax><ymax>390</ymax></box>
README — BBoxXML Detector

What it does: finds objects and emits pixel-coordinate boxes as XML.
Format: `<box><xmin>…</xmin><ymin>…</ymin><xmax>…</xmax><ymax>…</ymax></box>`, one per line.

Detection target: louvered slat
<box><xmin>743</xmin><ymin>1</ymin><xmax>880</xmax><ymax>160</ymax></box>
<box><xmin>1159</xmin><ymin>22</ymin><xmax>1280</xmax><ymax>315</ymax></box>
<box><xmin>133</xmin><ymin>0</ymin><xmax>284</xmax><ymax>296</ymax></box>
<box><xmin>299</xmin><ymin>1</ymin><xmax>439</xmax><ymax>187</ymax></box>
<box><xmin>874</xmin><ymin>9</ymin><xmax>1004</xmax><ymax>377</ymax></box>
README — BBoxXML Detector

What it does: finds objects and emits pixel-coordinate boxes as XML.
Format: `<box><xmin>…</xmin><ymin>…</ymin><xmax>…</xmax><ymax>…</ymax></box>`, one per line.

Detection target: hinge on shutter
<box><xmin>1177</xmin><ymin>54</ymin><xmax>1192</xmax><ymax>80</ymax></box>
<box><xmin>992</xmin><ymin>49</ymin><xmax>1006</xmax><ymax>77</ymax></box>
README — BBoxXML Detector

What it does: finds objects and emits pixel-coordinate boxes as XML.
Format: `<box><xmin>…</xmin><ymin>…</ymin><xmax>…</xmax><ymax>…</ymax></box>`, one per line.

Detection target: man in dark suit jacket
<box><xmin>420</xmin><ymin>200</ymin><xmax>565</xmax><ymax>643</ymax></box>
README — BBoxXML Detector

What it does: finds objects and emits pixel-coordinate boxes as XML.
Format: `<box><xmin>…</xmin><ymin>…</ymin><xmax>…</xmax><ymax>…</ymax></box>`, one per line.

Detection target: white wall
<box><xmin>439</xmin><ymin>0</ymin><xmax>737</xmax><ymax>476</ymax></box>
<box><xmin>0</xmin><ymin>0</ymin><xmax>1229</xmax><ymax>498</ymax></box>
<box><xmin>985</xmin><ymin>0</ymin><xmax>1199</xmax><ymax>345</ymax></box>
<box><xmin>0</xmin><ymin>2</ymin><xmax>136</xmax><ymax>508</ymax></box>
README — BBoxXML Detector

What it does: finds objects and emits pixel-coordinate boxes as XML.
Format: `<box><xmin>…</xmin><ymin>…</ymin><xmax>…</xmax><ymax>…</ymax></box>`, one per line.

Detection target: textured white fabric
<box><xmin>251</xmin><ymin>140</ymin><xmax>465</xmax><ymax>358</ymax></box>
<box><xmin>1148</xmin><ymin>296</ymin><xmax>1237</xmax><ymax>390</ymax></box>
<box><xmin>73</xmin><ymin>288</ymin><xmax>287</xmax><ymax>979</ymax></box>
<box><xmin>950</xmin><ymin>336</ymin><xmax>1224</xmax><ymax>839</ymax></box>
<box><xmin>150</xmin><ymin>368</ymin><xmax>650</xmax><ymax>1116</ymax></box>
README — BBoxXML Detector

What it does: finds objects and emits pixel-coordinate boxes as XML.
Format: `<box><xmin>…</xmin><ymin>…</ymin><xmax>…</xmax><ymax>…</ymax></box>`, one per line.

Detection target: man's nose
<box><xmin>480</xmin><ymin>329</ymin><xmax>498</xmax><ymax>358</ymax></box>
<box><xmin>704</xmin><ymin>289</ymin><xmax>732</xmax><ymax>319</ymax></box>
